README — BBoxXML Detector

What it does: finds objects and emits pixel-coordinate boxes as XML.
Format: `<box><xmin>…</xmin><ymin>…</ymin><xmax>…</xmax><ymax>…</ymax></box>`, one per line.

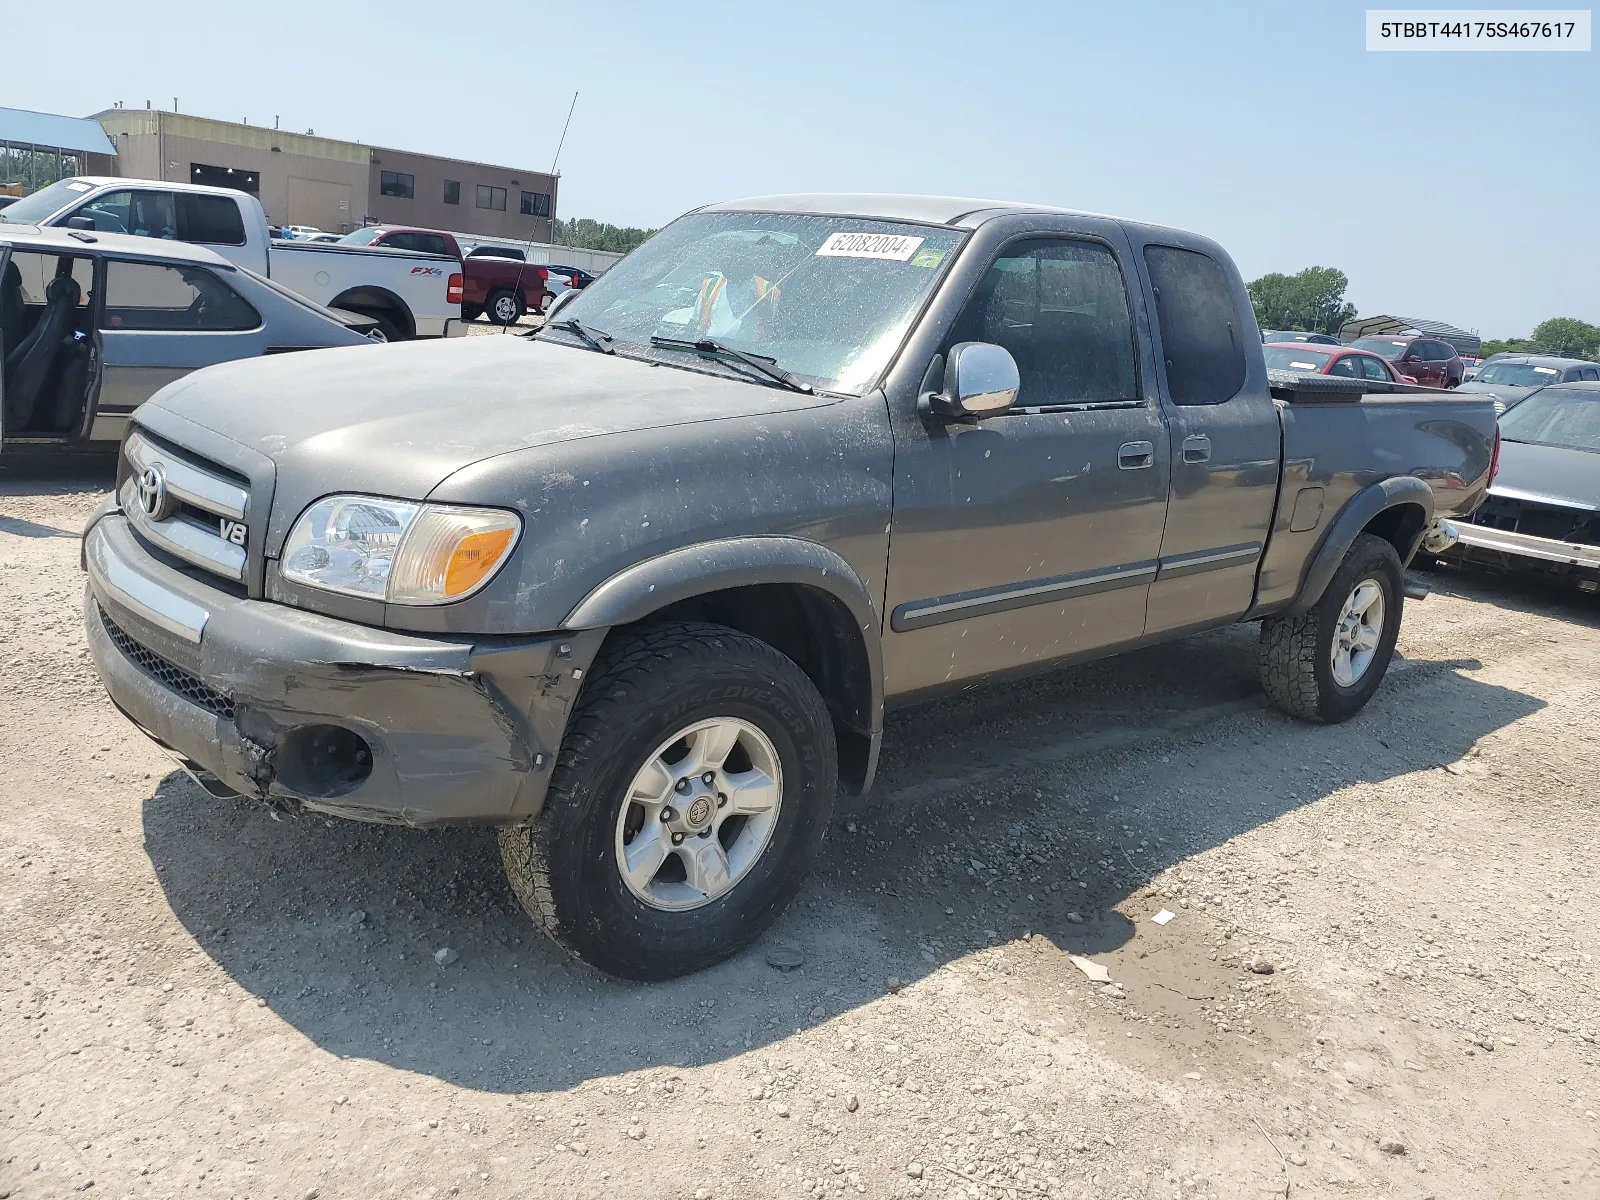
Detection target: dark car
<box><xmin>1260</xmin><ymin>329</ymin><xmax>1339</xmax><ymax>345</ymax></box>
<box><xmin>1450</xmin><ymin>382</ymin><xmax>1600</xmax><ymax>591</ymax></box>
<box><xmin>1349</xmin><ymin>335</ymin><xmax>1464</xmax><ymax>388</ymax></box>
<box><xmin>80</xmin><ymin>193</ymin><xmax>1496</xmax><ymax>980</ymax></box>
<box><xmin>0</xmin><ymin>196</ymin><xmax>20</xmax><ymax>213</ymax></box>
<box><xmin>544</xmin><ymin>263</ymin><xmax>597</xmax><ymax>289</ymax></box>
<box><xmin>1457</xmin><ymin>355</ymin><xmax>1600</xmax><ymax>414</ymax></box>
<box><xmin>1263</xmin><ymin>342</ymin><xmax>1417</xmax><ymax>384</ymax></box>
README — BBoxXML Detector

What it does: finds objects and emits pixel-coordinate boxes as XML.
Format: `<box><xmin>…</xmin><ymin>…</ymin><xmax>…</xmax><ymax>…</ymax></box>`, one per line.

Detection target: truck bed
<box><xmin>1252</xmin><ymin>369</ymin><xmax>1498</xmax><ymax>612</ymax></box>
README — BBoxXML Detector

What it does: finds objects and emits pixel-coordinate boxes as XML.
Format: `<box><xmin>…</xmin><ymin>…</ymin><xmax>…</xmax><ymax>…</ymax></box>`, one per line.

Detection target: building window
<box><xmin>443</xmin><ymin>179</ymin><xmax>460</xmax><ymax>205</ymax></box>
<box><xmin>190</xmin><ymin>163</ymin><xmax>259</xmax><ymax>194</ymax></box>
<box><xmin>476</xmin><ymin>185</ymin><xmax>507</xmax><ymax>212</ymax></box>
<box><xmin>519</xmin><ymin>190</ymin><xmax>550</xmax><ymax>217</ymax></box>
<box><xmin>380</xmin><ymin>171</ymin><xmax>415</xmax><ymax>199</ymax></box>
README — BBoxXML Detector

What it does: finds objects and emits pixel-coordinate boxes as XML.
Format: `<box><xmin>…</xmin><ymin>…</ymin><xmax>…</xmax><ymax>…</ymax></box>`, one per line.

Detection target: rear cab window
<box><xmin>180</xmin><ymin>194</ymin><xmax>246</xmax><ymax>246</ymax></box>
<box><xmin>1143</xmin><ymin>245</ymin><xmax>1248</xmax><ymax>406</ymax></box>
<box><xmin>101</xmin><ymin>259</ymin><xmax>260</xmax><ymax>332</ymax></box>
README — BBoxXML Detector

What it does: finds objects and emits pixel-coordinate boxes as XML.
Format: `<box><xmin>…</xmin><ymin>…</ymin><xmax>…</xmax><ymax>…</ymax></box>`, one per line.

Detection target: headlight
<box><xmin>281</xmin><ymin>495</ymin><xmax>521</xmax><ymax>605</ymax></box>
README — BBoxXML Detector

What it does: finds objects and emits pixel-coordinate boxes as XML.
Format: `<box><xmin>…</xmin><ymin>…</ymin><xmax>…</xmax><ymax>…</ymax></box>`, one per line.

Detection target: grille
<box><xmin>98</xmin><ymin>603</ymin><xmax>236</xmax><ymax>720</ymax></box>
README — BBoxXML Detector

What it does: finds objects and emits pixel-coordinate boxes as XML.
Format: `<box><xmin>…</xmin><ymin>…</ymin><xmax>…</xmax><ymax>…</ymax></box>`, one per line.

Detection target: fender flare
<box><xmin>1286</xmin><ymin>476</ymin><xmax>1433</xmax><ymax>614</ymax></box>
<box><xmin>561</xmin><ymin>535</ymin><xmax>885</xmax><ymax>730</ymax></box>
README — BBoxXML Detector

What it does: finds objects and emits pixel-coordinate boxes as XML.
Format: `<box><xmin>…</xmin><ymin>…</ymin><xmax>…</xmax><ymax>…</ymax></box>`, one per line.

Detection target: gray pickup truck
<box><xmin>80</xmin><ymin>194</ymin><xmax>1497</xmax><ymax>980</ymax></box>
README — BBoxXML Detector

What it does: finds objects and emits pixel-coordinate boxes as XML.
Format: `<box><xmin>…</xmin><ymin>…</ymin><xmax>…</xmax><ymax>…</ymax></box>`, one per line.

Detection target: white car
<box><xmin>2</xmin><ymin>178</ymin><xmax>464</xmax><ymax>341</ymax></box>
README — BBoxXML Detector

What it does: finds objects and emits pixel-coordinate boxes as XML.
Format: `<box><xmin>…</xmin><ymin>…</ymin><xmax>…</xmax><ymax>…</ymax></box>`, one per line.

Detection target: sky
<box><xmin>4</xmin><ymin>0</ymin><xmax>1595</xmax><ymax>336</ymax></box>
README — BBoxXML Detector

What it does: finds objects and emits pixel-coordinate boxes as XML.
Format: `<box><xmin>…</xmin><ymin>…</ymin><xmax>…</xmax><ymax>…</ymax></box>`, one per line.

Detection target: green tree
<box><xmin>1479</xmin><ymin>337</ymin><xmax>1535</xmax><ymax>357</ymax></box>
<box><xmin>1530</xmin><ymin>317</ymin><xmax>1600</xmax><ymax>359</ymax></box>
<box><xmin>1246</xmin><ymin>266</ymin><xmax>1358</xmax><ymax>337</ymax></box>
<box><xmin>553</xmin><ymin>217</ymin><xmax>656</xmax><ymax>255</ymax></box>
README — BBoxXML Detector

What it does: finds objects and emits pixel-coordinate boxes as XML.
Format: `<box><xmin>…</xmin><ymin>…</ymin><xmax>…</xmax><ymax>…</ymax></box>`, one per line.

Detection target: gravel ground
<box><xmin>2</xmin><ymin>459</ymin><xmax>1597</xmax><ymax>1200</ymax></box>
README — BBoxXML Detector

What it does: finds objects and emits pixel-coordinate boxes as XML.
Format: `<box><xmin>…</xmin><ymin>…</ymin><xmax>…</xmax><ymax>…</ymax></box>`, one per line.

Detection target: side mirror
<box><xmin>66</xmin><ymin>216</ymin><xmax>96</xmax><ymax>230</ymax></box>
<box><xmin>1403</xmin><ymin>353</ymin><xmax>1421</xmax><ymax>363</ymax></box>
<box><xmin>923</xmin><ymin>342</ymin><xmax>1020</xmax><ymax>420</ymax></box>
<box><xmin>544</xmin><ymin>289</ymin><xmax>578</xmax><ymax>322</ymax></box>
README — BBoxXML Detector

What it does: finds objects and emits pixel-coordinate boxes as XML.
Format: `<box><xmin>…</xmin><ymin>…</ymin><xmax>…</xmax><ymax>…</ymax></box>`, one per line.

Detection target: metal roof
<box><xmin>0</xmin><ymin>106</ymin><xmax>116</xmax><ymax>156</ymax></box>
<box><xmin>1340</xmin><ymin>314</ymin><xmax>1481</xmax><ymax>355</ymax></box>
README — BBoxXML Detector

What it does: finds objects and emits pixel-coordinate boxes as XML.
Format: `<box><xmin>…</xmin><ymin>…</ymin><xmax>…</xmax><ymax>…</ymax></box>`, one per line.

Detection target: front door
<box><xmin>0</xmin><ymin>247</ymin><xmax>100</xmax><ymax>449</ymax></box>
<box><xmin>883</xmin><ymin>234</ymin><xmax>1171</xmax><ymax>697</ymax></box>
<box><xmin>95</xmin><ymin>256</ymin><xmax>267</xmax><ymax>443</ymax></box>
<box><xmin>1136</xmin><ymin>242</ymin><xmax>1282</xmax><ymax>636</ymax></box>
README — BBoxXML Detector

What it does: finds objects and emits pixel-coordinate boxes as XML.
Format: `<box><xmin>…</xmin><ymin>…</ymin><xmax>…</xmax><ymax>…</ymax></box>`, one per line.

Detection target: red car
<box><xmin>1263</xmin><ymin>342</ymin><xmax>1419</xmax><ymax>385</ymax></box>
<box><xmin>337</xmin><ymin>225</ymin><xmax>550</xmax><ymax>325</ymax></box>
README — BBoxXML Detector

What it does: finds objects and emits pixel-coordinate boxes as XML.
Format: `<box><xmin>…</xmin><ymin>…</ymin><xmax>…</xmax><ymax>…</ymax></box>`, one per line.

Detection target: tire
<box><xmin>461</xmin><ymin>304</ymin><xmax>483</xmax><ymax>322</ymax></box>
<box><xmin>499</xmin><ymin>621</ymin><xmax>838</xmax><ymax>980</ymax></box>
<box><xmin>487</xmin><ymin>289</ymin><xmax>523</xmax><ymax>326</ymax></box>
<box><xmin>1258</xmin><ymin>533</ymin><xmax>1404</xmax><ymax>724</ymax></box>
<box><xmin>352</xmin><ymin>309</ymin><xmax>404</xmax><ymax>343</ymax></box>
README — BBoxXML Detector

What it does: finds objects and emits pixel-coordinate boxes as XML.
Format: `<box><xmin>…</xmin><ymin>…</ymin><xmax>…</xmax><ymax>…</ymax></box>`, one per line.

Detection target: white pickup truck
<box><xmin>0</xmin><ymin>177</ymin><xmax>463</xmax><ymax>341</ymax></box>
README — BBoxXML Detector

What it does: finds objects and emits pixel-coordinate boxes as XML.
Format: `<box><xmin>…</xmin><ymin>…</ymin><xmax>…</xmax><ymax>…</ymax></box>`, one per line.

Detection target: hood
<box><xmin>142</xmin><ymin>335</ymin><xmax>837</xmax><ymax>502</ymax></box>
<box><xmin>1491</xmin><ymin>439</ymin><xmax>1600</xmax><ymax>511</ymax></box>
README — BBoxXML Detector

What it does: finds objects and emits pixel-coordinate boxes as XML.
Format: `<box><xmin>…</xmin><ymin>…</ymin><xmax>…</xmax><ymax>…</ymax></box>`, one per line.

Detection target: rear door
<box><xmin>95</xmin><ymin>256</ymin><xmax>267</xmax><ymax>443</ymax></box>
<box><xmin>1136</xmin><ymin>241</ymin><xmax>1282</xmax><ymax>636</ymax></box>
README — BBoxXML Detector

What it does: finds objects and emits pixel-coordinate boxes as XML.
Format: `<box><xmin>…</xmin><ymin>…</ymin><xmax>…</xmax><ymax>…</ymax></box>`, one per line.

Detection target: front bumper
<box><xmin>84</xmin><ymin>513</ymin><xmax>603</xmax><ymax>825</ymax></box>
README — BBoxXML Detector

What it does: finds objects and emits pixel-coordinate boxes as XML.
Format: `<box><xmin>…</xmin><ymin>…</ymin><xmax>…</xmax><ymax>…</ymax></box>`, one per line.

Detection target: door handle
<box><xmin>1182</xmin><ymin>434</ymin><xmax>1212</xmax><ymax>463</ymax></box>
<box><xmin>1118</xmin><ymin>440</ymin><xmax>1154</xmax><ymax>470</ymax></box>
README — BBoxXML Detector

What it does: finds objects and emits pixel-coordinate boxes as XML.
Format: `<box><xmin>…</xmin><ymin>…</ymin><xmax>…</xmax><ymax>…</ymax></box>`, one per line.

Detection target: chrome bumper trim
<box><xmin>1455</xmin><ymin>524</ymin><xmax>1600</xmax><ymax>569</ymax></box>
<box><xmin>85</xmin><ymin>522</ymin><xmax>210</xmax><ymax>644</ymax></box>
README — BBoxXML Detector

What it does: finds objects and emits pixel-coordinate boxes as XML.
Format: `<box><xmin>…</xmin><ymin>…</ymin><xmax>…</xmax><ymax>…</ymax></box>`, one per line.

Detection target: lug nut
<box><xmin>699</xmin><ymin>828</ymin><xmax>712</xmax><ymax>838</ymax></box>
<box><xmin>675</xmin><ymin>778</ymin><xmax>691</xmax><ymax>793</ymax></box>
<box><xmin>660</xmin><ymin>807</ymin><xmax>675</xmax><ymax>822</ymax></box>
<box><xmin>717</xmin><ymin>793</ymin><xmax>727</xmax><ymax>808</ymax></box>
<box><xmin>701</xmin><ymin>771</ymin><xmax>715</xmax><ymax>785</ymax></box>
<box><xmin>671</xmin><ymin>832</ymin><xmax>685</xmax><ymax>845</ymax></box>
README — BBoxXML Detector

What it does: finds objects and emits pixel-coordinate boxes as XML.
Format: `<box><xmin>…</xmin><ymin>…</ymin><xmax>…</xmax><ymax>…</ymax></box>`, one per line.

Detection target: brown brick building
<box><xmin>92</xmin><ymin>108</ymin><xmax>556</xmax><ymax>241</ymax></box>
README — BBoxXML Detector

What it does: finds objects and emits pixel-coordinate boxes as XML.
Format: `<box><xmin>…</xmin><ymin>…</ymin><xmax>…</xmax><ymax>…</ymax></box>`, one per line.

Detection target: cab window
<box><xmin>1143</xmin><ymin>245</ymin><xmax>1248</xmax><ymax>406</ymax></box>
<box><xmin>1327</xmin><ymin>355</ymin><xmax>1360</xmax><ymax>378</ymax></box>
<box><xmin>948</xmin><ymin>239</ymin><xmax>1139</xmax><ymax>407</ymax></box>
<box><xmin>73</xmin><ymin>190</ymin><xmax>178</xmax><ymax>240</ymax></box>
<box><xmin>1357</xmin><ymin>355</ymin><xmax>1390</xmax><ymax>382</ymax></box>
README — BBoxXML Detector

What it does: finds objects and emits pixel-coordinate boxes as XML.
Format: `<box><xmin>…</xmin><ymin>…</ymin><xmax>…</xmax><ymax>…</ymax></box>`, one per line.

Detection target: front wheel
<box><xmin>499</xmin><ymin>622</ymin><xmax>837</xmax><ymax>980</ymax></box>
<box><xmin>1258</xmin><ymin>533</ymin><xmax>1404</xmax><ymax>723</ymax></box>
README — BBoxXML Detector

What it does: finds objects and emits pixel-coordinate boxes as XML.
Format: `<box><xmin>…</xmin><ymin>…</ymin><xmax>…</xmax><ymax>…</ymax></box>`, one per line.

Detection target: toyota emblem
<box><xmin>135</xmin><ymin>464</ymin><xmax>171</xmax><ymax>520</ymax></box>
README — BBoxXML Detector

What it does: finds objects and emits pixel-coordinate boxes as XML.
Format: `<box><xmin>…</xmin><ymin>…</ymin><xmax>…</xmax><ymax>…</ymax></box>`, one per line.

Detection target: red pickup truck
<box><xmin>337</xmin><ymin>226</ymin><xmax>549</xmax><ymax>325</ymax></box>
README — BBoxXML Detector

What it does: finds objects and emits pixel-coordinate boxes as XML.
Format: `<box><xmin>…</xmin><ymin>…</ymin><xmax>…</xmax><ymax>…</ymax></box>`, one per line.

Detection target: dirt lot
<box><xmin>2</xmin><ymin>459</ymin><xmax>1598</xmax><ymax>1200</ymax></box>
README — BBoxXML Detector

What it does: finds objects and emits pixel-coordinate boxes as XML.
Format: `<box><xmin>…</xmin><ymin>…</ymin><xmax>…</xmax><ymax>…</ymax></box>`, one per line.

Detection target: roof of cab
<box><xmin>0</xmin><ymin>222</ymin><xmax>238</xmax><ymax>268</ymax></box>
<box><xmin>699</xmin><ymin>193</ymin><xmax>1109</xmax><ymax>228</ymax></box>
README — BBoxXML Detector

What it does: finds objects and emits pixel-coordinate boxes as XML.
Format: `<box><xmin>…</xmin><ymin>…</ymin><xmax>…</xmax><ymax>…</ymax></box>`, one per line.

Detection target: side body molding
<box><xmin>561</xmin><ymin>535</ymin><xmax>886</xmax><ymax>734</ymax></box>
<box><xmin>1283</xmin><ymin>475</ymin><xmax>1434</xmax><ymax>615</ymax></box>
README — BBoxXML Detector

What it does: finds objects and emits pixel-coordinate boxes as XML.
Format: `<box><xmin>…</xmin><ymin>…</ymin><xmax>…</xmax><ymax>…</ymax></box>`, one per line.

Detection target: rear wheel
<box><xmin>499</xmin><ymin>622</ymin><xmax>837</xmax><ymax>980</ymax></box>
<box><xmin>487</xmin><ymin>289</ymin><xmax>523</xmax><ymax>326</ymax></box>
<box><xmin>1259</xmin><ymin>533</ymin><xmax>1404</xmax><ymax>723</ymax></box>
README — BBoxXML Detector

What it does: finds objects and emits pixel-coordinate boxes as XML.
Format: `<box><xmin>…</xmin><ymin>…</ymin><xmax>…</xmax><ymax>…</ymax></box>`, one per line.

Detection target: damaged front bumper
<box><xmin>84</xmin><ymin>514</ymin><xmax>603</xmax><ymax>825</ymax></box>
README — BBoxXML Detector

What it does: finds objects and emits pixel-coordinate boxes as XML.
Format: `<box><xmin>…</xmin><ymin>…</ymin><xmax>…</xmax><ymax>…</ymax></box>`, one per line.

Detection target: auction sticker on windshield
<box><xmin>815</xmin><ymin>232</ymin><xmax>926</xmax><ymax>260</ymax></box>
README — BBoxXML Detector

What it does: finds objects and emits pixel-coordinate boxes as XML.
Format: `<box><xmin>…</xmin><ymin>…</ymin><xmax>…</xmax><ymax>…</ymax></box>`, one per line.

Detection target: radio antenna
<box><xmin>505</xmin><ymin>91</ymin><xmax>578</xmax><ymax>335</ymax></box>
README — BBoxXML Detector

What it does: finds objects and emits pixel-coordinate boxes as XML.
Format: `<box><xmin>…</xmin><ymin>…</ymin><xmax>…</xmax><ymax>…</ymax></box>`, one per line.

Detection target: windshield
<box><xmin>0</xmin><ymin>178</ymin><xmax>95</xmax><ymax>224</ymax></box>
<box><xmin>1477</xmin><ymin>362</ymin><xmax>1562</xmax><ymax>387</ymax></box>
<box><xmin>1264</xmin><ymin>346</ymin><xmax>1333</xmax><ymax>371</ymax></box>
<box><xmin>1497</xmin><ymin>388</ymin><xmax>1600</xmax><ymax>454</ymax></box>
<box><xmin>1351</xmin><ymin>337</ymin><xmax>1409</xmax><ymax>361</ymax></box>
<box><xmin>337</xmin><ymin>227</ymin><xmax>384</xmax><ymax>246</ymax></box>
<box><xmin>546</xmin><ymin>212</ymin><xmax>964</xmax><ymax>394</ymax></box>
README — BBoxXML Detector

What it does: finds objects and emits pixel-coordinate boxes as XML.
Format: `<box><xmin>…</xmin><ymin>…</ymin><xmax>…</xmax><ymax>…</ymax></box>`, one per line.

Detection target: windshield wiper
<box><xmin>544</xmin><ymin>319</ymin><xmax>615</xmax><ymax>354</ymax></box>
<box><xmin>648</xmin><ymin>336</ymin><xmax>813</xmax><ymax>394</ymax></box>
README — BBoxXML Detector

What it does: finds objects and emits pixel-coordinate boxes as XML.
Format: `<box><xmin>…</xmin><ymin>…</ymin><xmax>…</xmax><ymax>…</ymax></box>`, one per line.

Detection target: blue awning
<box><xmin>0</xmin><ymin>106</ymin><xmax>117</xmax><ymax>156</ymax></box>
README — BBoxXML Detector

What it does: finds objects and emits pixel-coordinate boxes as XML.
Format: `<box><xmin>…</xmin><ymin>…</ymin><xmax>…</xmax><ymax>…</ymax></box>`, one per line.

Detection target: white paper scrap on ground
<box><xmin>1068</xmin><ymin>955</ymin><xmax>1112</xmax><ymax>984</ymax></box>
<box><xmin>1152</xmin><ymin>909</ymin><xmax>1175</xmax><ymax>926</ymax></box>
